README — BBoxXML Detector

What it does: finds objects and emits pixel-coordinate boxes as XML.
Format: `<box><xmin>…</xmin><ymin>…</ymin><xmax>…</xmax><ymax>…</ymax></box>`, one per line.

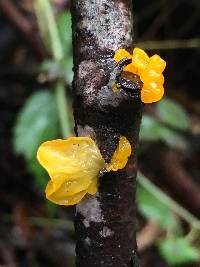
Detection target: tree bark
<box><xmin>71</xmin><ymin>1</ymin><xmax>142</xmax><ymax>266</ymax></box>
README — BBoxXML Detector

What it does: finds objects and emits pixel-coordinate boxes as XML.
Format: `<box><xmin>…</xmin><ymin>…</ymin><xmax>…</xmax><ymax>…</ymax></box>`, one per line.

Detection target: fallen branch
<box><xmin>137</xmin><ymin>220</ymin><xmax>162</xmax><ymax>252</ymax></box>
<box><xmin>71</xmin><ymin>1</ymin><xmax>142</xmax><ymax>266</ymax></box>
<box><xmin>160</xmin><ymin>150</ymin><xmax>200</xmax><ymax>217</ymax></box>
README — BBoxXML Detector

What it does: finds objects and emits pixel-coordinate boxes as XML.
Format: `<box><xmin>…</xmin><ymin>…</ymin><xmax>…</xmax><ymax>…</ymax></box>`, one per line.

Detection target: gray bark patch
<box><xmin>76</xmin><ymin>194</ymin><xmax>105</xmax><ymax>228</ymax></box>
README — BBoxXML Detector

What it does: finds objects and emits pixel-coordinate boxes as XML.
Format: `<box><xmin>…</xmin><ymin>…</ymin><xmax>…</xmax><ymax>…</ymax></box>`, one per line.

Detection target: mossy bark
<box><xmin>71</xmin><ymin>1</ymin><xmax>142</xmax><ymax>266</ymax></box>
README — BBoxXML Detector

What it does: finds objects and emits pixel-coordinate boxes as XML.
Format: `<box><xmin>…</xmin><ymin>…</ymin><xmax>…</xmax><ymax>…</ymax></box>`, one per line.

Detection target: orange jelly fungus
<box><xmin>37</xmin><ymin>136</ymin><xmax>131</xmax><ymax>206</ymax></box>
<box><xmin>114</xmin><ymin>48</ymin><xmax>166</xmax><ymax>103</ymax></box>
<box><xmin>106</xmin><ymin>136</ymin><xmax>132</xmax><ymax>172</ymax></box>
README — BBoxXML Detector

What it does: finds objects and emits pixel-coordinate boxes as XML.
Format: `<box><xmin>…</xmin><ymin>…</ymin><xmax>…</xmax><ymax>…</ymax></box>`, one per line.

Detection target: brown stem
<box><xmin>160</xmin><ymin>150</ymin><xmax>200</xmax><ymax>217</ymax></box>
<box><xmin>71</xmin><ymin>1</ymin><xmax>143</xmax><ymax>266</ymax></box>
<box><xmin>0</xmin><ymin>0</ymin><xmax>46</xmax><ymax>60</ymax></box>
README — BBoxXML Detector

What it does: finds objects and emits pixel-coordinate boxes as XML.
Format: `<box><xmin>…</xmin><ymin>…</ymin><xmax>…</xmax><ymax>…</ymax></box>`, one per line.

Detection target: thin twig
<box><xmin>137</xmin><ymin>220</ymin><xmax>162</xmax><ymax>251</ymax></box>
<box><xmin>0</xmin><ymin>0</ymin><xmax>45</xmax><ymax>59</ymax></box>
<box><xmin>138</xmin><ymin>172</ymin><xmax>200</xmax><ymax>230</ymax></box>
<box><xmin>160</xmin><ymin>150</ymin><xmax>200</xmax><ymax>216</ymax></box>
<box><xmin>137</xmin><ymin>38</ymin><xmax>200</xmax><ymax>50</ymax></box>
<box><xmin>2</xmin><ymin>213</ymin><xmax>74</xmax><ymax>231</ymax></box>
<box><xmin>35</xmin><ymin>0</ymin><xmax>72</xmax><ymax>137</ymax></box>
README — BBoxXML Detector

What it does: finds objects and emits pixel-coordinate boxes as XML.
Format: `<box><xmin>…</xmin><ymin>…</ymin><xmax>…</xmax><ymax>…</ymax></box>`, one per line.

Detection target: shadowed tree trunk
<box><xmin>71</xmin><ymin>1</ymin><xmax>142</xmax><ymax>266</ymax></box>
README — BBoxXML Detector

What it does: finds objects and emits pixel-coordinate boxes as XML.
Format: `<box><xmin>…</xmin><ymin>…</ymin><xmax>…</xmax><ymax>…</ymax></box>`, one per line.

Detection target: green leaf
<box><xmin>140</xmin><ymin>115</ymin><xmax>188</xmax><ymax>150</ymax></box>
<box><xmin>39</xmin><ymin>59</ymin><xmax>55</xmax><ymax>73</ymax></box>
<box><xmin>159</xmin><ymin>126</ymin><xmax>188</xmax><ymax>151</ymax></box>
<box><xmin>137</xmin><ymin>185</ymin><xmax>177</xmax><ymax>229</ymax></box>
<box><xmin>57</xmin><ymin>11</ymin><xmax>72</xmax><ymax>55</ymax></box>
<box><xmin>28</xmin><ymin>158</ymin><xmax>58</xmax><ymax>214</ymax></box>
<box><xmin>157</xmin><ymin>98</ymin><xmax>190</xmax><ymax>131</ymax></box>
<box><xmin>13</xmin><ymin>90</ymin><xmax>59</xmax><ymax>193</ymax></box>
<box><xmin>140</xmin><ymin>115</ymin><xmax>161</xmax><ymax>141</ymax></box>
<box><xmin>46</xmin><ymin>201</ymin><xmax>58</xmax><ymax>217</ymax></box>
<box><xmin>158</xmin><ymin>237</ymin><xmax>200</xmax><ymax>266</ymax></box>
<box><xmin>13</xmin><ymin>90</ymin><xmax>59</xmax><ymax>160</ymax></box>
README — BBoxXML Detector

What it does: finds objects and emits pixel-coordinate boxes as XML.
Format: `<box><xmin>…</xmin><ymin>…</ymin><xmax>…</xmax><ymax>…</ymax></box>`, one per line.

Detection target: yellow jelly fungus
<box><xmin>37</xmin><ymin>137</ymin><xmax>105</xmax><ymax>205</ymax></box>
<box><xmin>37</xmin><ymin>136</ymin><xmax>132</xmax><ymax>206</ymax></box>
<box><xmin>114</xmin><ymin>47</ymin><xmax>166</xmax><ymax>103</ymax></box>
<box><xmin>106</xmin><ymin>136</ymin><xmax>132</xmax><ymax>172</ymax></box>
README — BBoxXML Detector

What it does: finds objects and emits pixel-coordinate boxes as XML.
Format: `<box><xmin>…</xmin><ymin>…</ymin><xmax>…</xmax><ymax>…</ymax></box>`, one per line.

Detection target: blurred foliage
<box><xmin>138</xmin><ymin>97</ymin><xmax>200</xmax><ymax>265</ymax></box>
<box><xmin>13</xmin><ymin>91</ymin><xmax>59</xmax><ymax>191</ymax></box>
<box><xmin>35</xmin><ymin>0</ymin><xmax>73</xmax><ymax>138</ymax></box>
<box><xmin>140</xmin><ymin>97</ymin><xmax>189</xmax><ymax>150</ymax></box>
<box><xmin>39</xmin><ymin>11</ymin><xmax>73</xmax><ymax>84</ymax></box>
<box><xmin>57</xmin><ymin>11</ymin><xmax>73</xmax><ymax>83</ymax></box>
<box><xmin>13</xmin><ymin>91</ymin><xmax>59</xmax><ymax>161</ymax></box>
<box><xmin>158</xmin><ymin>237</ymin><xmax>199</xmax><ymax>266</ymax></box>
<box><xmin>138</xmin><ymin>97</ymin><xmax>200</xmax><ymax>266</ymax></box>
<box><xmin>157</xmin><ymin>98</ymin><xmax>190</xmax><ymax>131</ymax></box>
<box><xmin>13</xmin><ymin>1</ymin><xmax>73</xmax><ymax>194</ymax></box>
<box><xmin>137</xmin><ymin>172</ymin><xmax>200</xmax><ymax>266</ymax></box>
<box><xmin>140</xmin><ymin>115</ymin><xmax>188</xmax><ymax>150</ymax></box>
<box><xmin>137</xmin><ymin>185</ymin><xmax>178</xmax><ymax>230</ymax></box>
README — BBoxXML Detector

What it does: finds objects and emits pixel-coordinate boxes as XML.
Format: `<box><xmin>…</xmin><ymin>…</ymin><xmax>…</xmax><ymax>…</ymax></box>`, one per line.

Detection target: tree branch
<box><xmin>71</xmin><ymin>1</ymin><xmax>142</xmax><ymax>266</ymax></box>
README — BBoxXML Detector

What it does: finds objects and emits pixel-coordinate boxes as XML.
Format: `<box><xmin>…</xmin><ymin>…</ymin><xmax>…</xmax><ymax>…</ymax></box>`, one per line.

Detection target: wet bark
<box><xmin>71</xmin><ymin>1</ymin><xmax>142</xmax><ymax>266</ymax></box>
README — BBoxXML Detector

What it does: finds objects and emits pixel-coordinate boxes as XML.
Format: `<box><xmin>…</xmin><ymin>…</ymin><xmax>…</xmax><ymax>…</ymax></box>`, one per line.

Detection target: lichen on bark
<box><xmin>71</xmin><ymin>1</ymin><xmax>143</xmax><ymax>266</ymax></box>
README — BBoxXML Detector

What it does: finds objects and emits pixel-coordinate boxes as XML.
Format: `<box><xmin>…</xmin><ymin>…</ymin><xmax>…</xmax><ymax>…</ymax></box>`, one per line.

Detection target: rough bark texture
<box><xmin>71</xmin><ymin>1</ymin><xmax>142</xmax><ymax>266</ymax></box>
